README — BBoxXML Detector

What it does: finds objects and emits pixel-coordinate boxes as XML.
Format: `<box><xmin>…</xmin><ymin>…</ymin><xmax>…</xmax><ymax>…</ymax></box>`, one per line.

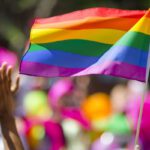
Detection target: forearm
<box><xmin>0</xmin><ymin>115</ymin><xmax>24</xmax><ymax>150</ymax></box>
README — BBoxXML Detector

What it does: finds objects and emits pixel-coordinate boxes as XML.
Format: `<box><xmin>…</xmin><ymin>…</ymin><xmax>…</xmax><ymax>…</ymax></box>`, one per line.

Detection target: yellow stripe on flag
<box><xmin>30</xmin><ymin>28</ymin><xmax>126</xmax><ymax>44</ymax></box>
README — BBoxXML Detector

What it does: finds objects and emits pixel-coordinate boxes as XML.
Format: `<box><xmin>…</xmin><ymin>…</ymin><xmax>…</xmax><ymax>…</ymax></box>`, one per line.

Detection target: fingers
<box><xmin>11</xmin><ymin>76</ymin><xmax>20</xmax><ymax>94</ymax></box>
<box><xmin>0</xmin><ymin>62</ymin><xmax>20</xmax><ymax>94</ymax></box>
<box><xmin>0</xmin><ymin>62</ymin><xmax>7</xmax><ymax>81</ymax></box>
<box><xmin>0</xmin><ymin>63</ymin><xmax>8</xmax><ymax>99</ymax></box>
<box><xmin>0</xmin><ymin>68</ymin><xmax>2</xmax><ymax>92</ymax></box>
<box><xmin>7</xmin><ymin>66</ymin><xmax>12</xmax><ymax>87</ymax></box>
<box><xmin>0</xmin><ymin>68</ymin><xmax>2</xmax><ymax>82</ymax></box>
<box><xmin>0</xmin><ymin>62</ymin><xmax>12</xmax><ymax>88</ymax></box>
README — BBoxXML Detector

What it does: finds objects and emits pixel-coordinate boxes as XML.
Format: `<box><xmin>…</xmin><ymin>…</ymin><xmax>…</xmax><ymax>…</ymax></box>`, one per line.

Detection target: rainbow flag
<box><xmin>20</xmin><ymin>7</ymin><xmax>150</xmax><ymax>82</ymax></box>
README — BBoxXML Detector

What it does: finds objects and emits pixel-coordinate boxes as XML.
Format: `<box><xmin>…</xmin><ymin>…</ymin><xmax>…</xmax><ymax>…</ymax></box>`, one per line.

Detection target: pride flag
<box><xmin>20</xmin><ymin>7</ymin><xmax>150</xmax><ymax>82</ymax></box>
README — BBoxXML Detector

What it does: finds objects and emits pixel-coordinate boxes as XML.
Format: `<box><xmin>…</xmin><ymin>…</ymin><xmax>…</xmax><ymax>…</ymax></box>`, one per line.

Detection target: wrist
<box><xmin>0</xmin><ymin>115</ymin><xmax>17</xmax><ymax>135</ymax></box>
<box><xmin>0</xmin><ymin>114</ymin><xmax>15</xmax><ymax>124</ymax></box>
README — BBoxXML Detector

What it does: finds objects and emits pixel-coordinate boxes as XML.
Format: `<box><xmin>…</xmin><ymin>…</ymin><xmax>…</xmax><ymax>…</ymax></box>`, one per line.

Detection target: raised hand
<box><xmin>0</xmin><ymin>62</ymin><xmax>24</xmax><ymax>150</ymax></box>
<box><xmin>0</xmin><ymin>62</ymin><xmax>19</xmax><ymax>118</ymax></box>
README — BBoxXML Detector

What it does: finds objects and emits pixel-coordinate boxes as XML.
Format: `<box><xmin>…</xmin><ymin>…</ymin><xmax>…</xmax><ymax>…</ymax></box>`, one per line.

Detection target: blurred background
<box><xmin>0</xmin><ymin>0</ymin><xmax>150</xmax><ymax>149</ymax></box>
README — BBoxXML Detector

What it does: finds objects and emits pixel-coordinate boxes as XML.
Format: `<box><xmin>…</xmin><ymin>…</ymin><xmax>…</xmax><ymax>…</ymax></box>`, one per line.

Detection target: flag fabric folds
<box><xmin>20</xmin><ymin>7</ymin><xmax>150</xmax><ymax>82</ymax></box>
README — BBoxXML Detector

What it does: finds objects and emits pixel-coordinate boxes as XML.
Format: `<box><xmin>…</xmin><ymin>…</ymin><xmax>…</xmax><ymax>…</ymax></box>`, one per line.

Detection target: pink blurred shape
<box><xmin>61</xmin><ymin>107</ymin><xmax>91</xmax><ymax>130</ymax></box>
<box><xmin>48</xmin><ymin>78</ymin><xmax>74</xmax><ymax>107</ymax></box>
<box><xmin>23</xmin><ymin>118</ymin><xmax>66</xmax><ymax>150</ymax></box>
<box><xmin>44</xmin><ymin>120</ymin><xmax>66</xmax><ymax>150</ymax></box>
<box><xmin>0</xmin><ymin>47</ymin><xmax>17</xmax><ymax>67</ymax></box>
<box><xmin>127</xmin><ymin>92</ymin><xmax>150</xmax><ymax>149</ymax></box>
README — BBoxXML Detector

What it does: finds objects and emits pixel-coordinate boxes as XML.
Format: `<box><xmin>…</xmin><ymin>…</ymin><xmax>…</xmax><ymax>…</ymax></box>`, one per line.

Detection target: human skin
<box><xmin>0</xmin><ymin>62</ymin><xmax>24</xmax><ymax>150</ymax></box>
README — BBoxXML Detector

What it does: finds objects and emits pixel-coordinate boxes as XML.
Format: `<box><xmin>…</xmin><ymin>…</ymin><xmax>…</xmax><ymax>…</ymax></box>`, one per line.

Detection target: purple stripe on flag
<box><xmin>20</xmin><ymin>61</ymin><xmax>84</xmax><ymax>77</ymax></box>
<box><xmin>73</xmin><ymin>61</ymin><xmax>146</xmax><ymax>81</ymax></box>
<box><xmin>20</xmin><ymin>61</ymin><xmax>146</xmax><ymax>81</ymax></box>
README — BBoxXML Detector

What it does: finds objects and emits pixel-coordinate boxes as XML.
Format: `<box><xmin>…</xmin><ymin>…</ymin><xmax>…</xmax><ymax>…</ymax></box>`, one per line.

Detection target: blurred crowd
<box><xmin>0</xmin><ymin>47</ymin><xmax>150</xmax><ymax>150</ymax></box>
